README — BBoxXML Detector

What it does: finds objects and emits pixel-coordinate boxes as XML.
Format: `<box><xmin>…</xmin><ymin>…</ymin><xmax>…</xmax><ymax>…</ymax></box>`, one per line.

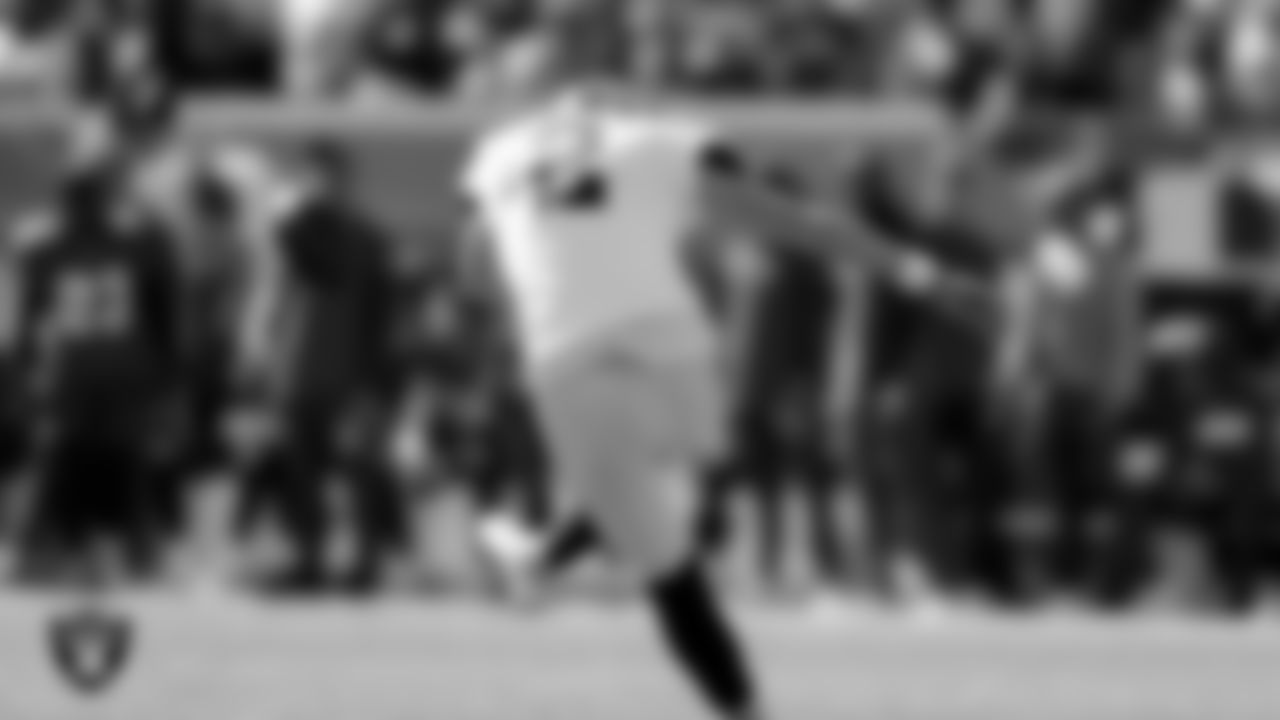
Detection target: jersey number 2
<box><xmin>49</xmin><ymin>268</ymin><xmax>133</xmax><ymax>341</ymax></box>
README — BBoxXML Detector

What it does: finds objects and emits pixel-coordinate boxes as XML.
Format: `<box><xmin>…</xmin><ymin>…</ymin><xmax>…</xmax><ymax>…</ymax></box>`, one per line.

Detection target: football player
<box><xmin>12</xmin><ymin>164</ymin><xmax>183</xmax><ymax>587</ymax></box>
<box><xmin>456</xmin><ymin>72</ymin><xmax>995</xmax><ymax>716</ymax></box>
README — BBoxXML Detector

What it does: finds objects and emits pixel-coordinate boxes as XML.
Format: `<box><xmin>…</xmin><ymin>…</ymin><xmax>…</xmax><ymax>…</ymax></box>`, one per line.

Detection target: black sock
<box><xmin>649</xmin><ymin>562</ymin><xmax>758</xmax><ymax>719</ymax></box>
<box><xmin>695</xmin><ymin>463</ymin><xmax>735</xmax><ymax>556</ymax></box>
<box><xmin>537</xmin><ymin>517</ymin><xmax>599</xmax><ymax>578</ymax></box>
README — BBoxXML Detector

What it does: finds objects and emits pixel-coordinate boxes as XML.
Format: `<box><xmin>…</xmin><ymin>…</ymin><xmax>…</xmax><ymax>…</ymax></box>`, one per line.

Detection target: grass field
<box><xmin>1</xmin><ymin>597</ymin><xmax>1279</xmax><ymax>720</ymax></box>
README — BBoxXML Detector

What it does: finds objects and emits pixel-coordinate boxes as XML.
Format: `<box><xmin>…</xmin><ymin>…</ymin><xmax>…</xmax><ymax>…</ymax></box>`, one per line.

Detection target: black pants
<box><xmin>861</xmin><ymin>376</ymin><xmax>1014</xmax><ymax>599</ymax></box>
<box><xmin>1037</xmin><ymin>389</ymin><xmax>1135</xmax><ymax>601</ymax></box>
<box><xmin>0</xmin><ymin>415</ymin><xmax>29</xmax><ymax>539</ymax></box>
<box><xmin>25</xmin><ymin>429</ymin><xmax>156</xmax><ymax>579</ymax></box>
<box><xmin>151</xmin><ymin>385</ymin><xmax>227</xmax><ymax>544</ymax></box>
<box><xmin>705</xmin><ymin>374</ymin><xmax>846</xmax><ymax>586</ymax></box>
<box><xmin>1188</xmin><ymin>403</ymin><xmax>1275</xmax><ymax>612</ymax></box>
<box><xmin>184</xmin><ymin>350</ymin><xmax>235</xmax><ymax>475</ymax></box>
<box><xmin>237</xmin><ymin>397</ymin><xmax>407</xmax><ymax>585</ymax></box>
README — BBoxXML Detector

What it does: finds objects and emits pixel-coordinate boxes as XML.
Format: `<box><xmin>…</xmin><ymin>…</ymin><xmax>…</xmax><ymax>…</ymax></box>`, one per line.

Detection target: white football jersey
<box><xmin>462</xmin><ymin>95</ymin><xmax>717</xmax><ymax>365</ymax></box>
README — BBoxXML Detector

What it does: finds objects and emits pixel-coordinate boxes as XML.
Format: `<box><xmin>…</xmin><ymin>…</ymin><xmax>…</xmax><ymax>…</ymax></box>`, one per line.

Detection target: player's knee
<box><xmin>591</xmin><ymin>469</ymin><xmax>698</xmax><ymax>581</ymax></box>
<box><xmin>612</xmin><ymin>529</ymin><xmax>691</xmax><ymax>582</ymax></box>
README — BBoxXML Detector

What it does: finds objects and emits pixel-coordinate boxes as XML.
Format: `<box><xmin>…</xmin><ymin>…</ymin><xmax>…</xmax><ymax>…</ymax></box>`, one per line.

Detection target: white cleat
<box><xmin>804</xmin><ymin>589</ymin><xmax>873</xmax><ymax>626</ymax></box>
<box><xmin>477</xmin><ymin>514</ymin><xmax>545</xmax><ymax>608</ymax></box>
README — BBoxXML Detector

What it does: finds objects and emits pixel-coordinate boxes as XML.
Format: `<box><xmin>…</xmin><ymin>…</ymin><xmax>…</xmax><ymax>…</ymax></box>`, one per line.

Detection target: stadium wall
<box><xmin>0</xmin><ymin>101</ymin><xmax>1244</xmax><ymax>279</ymax></box>
<box><xmin>0</xmin><ymin>100</ymin><xmax>944</xmax><ymax>235</ymax></box>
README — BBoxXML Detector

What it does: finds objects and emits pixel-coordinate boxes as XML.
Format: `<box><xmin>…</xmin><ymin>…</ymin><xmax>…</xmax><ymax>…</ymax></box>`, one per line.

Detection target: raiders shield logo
<box><xmin>48</xmin><ymin>610</ymin><xmax>134</xmax><ymax>694</ymax></box>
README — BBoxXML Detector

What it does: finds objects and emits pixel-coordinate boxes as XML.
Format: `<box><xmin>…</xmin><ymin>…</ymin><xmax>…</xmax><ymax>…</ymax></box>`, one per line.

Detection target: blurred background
<box><xmin>2</xmin><ymin>0</ymin><xmax>1280</xmax><ymax>620</ymax></box>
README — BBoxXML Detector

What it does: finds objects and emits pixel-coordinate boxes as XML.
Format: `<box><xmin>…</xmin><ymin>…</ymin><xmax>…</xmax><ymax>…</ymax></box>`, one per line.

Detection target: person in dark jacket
<box><xmin>235</xmin><ymin>142</ymin><xmax>406</xmax><ymax>593</ymax></box>
<box><xmin>850</xmin><ymin>140</ymin><xmax>1030</xmax><ymax>604</ymax></box>
<box><xmin>13</xmin><ymin>166</ymin><xmax>184</xmax><ymax>584</ymax></box>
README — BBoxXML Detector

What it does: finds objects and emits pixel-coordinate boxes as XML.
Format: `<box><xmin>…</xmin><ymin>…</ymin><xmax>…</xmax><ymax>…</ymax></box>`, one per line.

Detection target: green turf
<box><xmin>0</xmin><ymin>598</ymin><xmax>1277</xmax><ymax>720</ymax></box>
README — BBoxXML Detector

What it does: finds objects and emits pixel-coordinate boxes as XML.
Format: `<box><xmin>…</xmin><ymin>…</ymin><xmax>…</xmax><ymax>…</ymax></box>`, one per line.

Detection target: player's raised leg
<box><xmin>453</xmin><ymin>69</ymin><xmax>808</xmax><ymax>716</ymax></box>
<box><xmin>532</xmin><ymin>332</ymin><xmax>764</xmax><ymax>720</ymax></box>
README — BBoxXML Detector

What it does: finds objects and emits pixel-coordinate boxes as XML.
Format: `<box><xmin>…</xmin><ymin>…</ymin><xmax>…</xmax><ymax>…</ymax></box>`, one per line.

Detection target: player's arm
<box><xmin>4</xmin><ymin>214</ymin><xmax>53</xmax><ymax>366</ymax></box>
<box><xmin>214</xmin><ymin>142</ymin><xmax>307</xmax><ymax>373</ymax></box>
<box><xmin>695</xmin><ymin>138</ymin><xmax>1000</xmax><ymax>330</ymax></box>
<box><xmin>3</xmin><ymin>213</ymin><xmax>62</xmax><ymax>407</ymax></box>
<box><xmin>696</xmin><ymin>135</ymin><xmax>912</xmax><ymax>267</ymax></box>
<box><xmin>234</xmin><ymin>210</ymin><xmax>290</xmax><ymax>389</ymax></box>
<box><xmin>186</xmin><ymin>144</ymin><xmax>286</xmax><ymax>372</ymax></box>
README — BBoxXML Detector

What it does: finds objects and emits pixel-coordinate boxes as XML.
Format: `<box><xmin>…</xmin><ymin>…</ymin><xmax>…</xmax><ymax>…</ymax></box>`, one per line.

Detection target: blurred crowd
<box><xmin>0</xmin><ymin>0</ymin><xmax>1277</xmax><ymax>119</ymax></box>
<box><xmin>3</xmin><ymin>0</ymin><xmax>1280</xmax><ymax>620</ymax></box>
<box><xmin>0</xmin><ymin>109</ymin><xmax>1278</xmax><ymax>619</ymax></box>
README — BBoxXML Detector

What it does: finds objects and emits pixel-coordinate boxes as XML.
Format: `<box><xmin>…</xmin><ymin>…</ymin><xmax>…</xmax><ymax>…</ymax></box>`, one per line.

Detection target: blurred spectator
<box><xmin>362</xmin><ymin>0</ymin><xmax>497</xmax><ymax>95</ymax></box>
<box><xmin>233</xmin><ymin>141</ymin><xmax>407</xmax><ymax>593</ymax></box>
<box><xmin>74</xmin><ymin>0</ymin><xmax>162</xmax><ymax>100</ymax></box>
<box><xmin>0</xmin><ymin>0</ymin><xmax>77</xmax><ymax>96</ymax></box>
<box><xmin>7</xmin><ymin>0</ymin><xmax>1280</xmax><ymax>116</ymax></box>
<box><xmin>152</xmin><ymin>0</ymin><xmax>277</xmax><ymax>92</ymax></box>
<box><xmin>1215</xmin><ymin>0</ymin><xmax>1280</xmax><ymax>122</ymax></box>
